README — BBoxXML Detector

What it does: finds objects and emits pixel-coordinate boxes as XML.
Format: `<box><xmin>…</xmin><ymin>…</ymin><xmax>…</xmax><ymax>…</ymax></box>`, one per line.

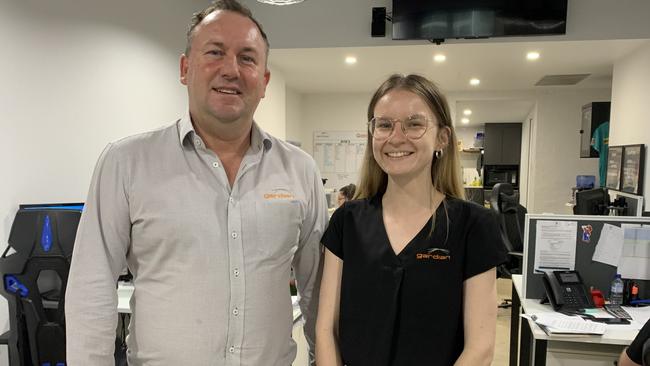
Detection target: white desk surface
<box><xmin>512</xmin><ymin>274</ymin><xmax>645</xmax><ymax>346</ymax></box>
<box><xmin>117</xmin><ymin>282</ymin><xmax>302</xmax><ymax>322</ymax></box>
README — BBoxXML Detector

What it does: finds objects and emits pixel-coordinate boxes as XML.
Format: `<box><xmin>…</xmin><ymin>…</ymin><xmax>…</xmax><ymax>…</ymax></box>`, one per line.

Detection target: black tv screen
<box><xmin>392</xmin><ymin>0</ymin><xmax>568</xmax><ymax>40</ymax></box>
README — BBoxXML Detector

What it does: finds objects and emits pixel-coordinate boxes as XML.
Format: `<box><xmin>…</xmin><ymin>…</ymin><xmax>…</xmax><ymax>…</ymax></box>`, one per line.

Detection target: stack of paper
<box><xmin>522</xmin><ymin>312</ymin><xmax>606</xmax><ymax>336</ymax></box>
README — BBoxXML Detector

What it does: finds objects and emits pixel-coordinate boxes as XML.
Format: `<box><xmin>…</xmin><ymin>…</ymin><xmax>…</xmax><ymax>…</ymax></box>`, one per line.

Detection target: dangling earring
<box><xmin>434</xmin><ymin>149</ymin><xmax>444</xmax><ymax>159</ymax></box>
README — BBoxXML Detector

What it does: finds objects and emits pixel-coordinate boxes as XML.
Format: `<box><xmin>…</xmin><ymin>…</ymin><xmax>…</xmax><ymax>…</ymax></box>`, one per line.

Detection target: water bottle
<box><xmin>609</xmin><ymin>274</ymin><xmax>624</xmax><ymax>305</ymax></box>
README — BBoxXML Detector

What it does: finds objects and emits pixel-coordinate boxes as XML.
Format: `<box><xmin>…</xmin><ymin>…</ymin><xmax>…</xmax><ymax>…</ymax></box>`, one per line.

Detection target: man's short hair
<box><xmin>185</xmin><ymin>0</ymin><xmax>270</xmax><ymax>57</ymax></box>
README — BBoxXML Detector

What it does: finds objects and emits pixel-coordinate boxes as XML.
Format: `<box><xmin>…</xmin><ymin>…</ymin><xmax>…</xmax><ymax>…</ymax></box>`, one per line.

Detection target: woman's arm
<box><xmin>618</xmin><ymin>318</ymin><xmax>650</xmax><ymax>366</ymax></box>
<box><xmin>618</xmin><ymin>349</ymin><xmax>641</xmax><ymax>366</ymax></box>
<box><xmin>315</xmin><ymin>249</ymin><xmax>344</xmax><ymax>366</ymax></box>
<box><xmin>454</xmin><ymin>267</ymin><xmax>498</xmax><ymax>366</ymax></box>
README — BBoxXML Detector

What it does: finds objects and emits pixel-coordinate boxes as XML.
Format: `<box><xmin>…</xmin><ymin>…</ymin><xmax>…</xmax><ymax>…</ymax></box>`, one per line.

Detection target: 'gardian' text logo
<box><xmin>416</xmin><ymin>248</ymin><xmax>451</xmax><ymax>261</ymax></box>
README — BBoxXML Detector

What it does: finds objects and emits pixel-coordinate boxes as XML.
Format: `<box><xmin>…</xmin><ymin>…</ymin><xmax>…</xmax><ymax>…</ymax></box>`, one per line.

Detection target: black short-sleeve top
<box><xmin>321</xmin><ymin>195</ymin><xmax>507</xmax><ymax>366</ymax></box>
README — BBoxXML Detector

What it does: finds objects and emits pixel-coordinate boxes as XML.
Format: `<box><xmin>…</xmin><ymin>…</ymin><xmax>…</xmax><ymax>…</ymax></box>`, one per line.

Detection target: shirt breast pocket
<box><xmin>255</xmin><ymin>200</ymin><xmax>301</xmax><ymax>258</ymax></box>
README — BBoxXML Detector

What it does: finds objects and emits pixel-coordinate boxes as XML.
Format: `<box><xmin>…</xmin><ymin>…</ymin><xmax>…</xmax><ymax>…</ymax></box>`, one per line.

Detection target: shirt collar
<box><xmin>250</xmin><ymin>121</ymin><xmax>273</xmax><ymax>153</ymax></box>
<box><xmin>178</xmin><ymin>111</ymin><xmax>195</xmax><ymax>146</ymax></box>
<box><xmin>177</xmin><ymin>111</ymin><xmax>272</xmax><ymax>152</ymax></box>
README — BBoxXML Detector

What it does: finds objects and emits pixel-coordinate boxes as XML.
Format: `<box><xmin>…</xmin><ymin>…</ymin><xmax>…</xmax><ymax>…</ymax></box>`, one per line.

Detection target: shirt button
<box><xmin>229</xmin><ymin>197</ymin><xmax>234</xmax><ymax>204</ymax></box>
<box><xmin>231</xmin><ymin>231</ymin><xmax>238</xmax><ymax>239</ymax></box>
<box><xmin>233</xmin><ymin>307</ymin><xmax>239</xmax><ymax>316</ymax></box>
<box><xmin>228</xmin><ymin>346</ymin><xmax>235</xmax><ymax>353</ymax></box>
<box><xmin>233</xmin><ymin>268</ymin><xmax>240</xmax><ymax>277</ymax></box>
<box><xmin>194</xmin><ymin>138</ymin><xmax>201</xmax><ymax>146</ymax></box>
<box><xmin>212</xmin><ymin>162</ymin><xmax>219</xmax><ymax>168</ymax></box>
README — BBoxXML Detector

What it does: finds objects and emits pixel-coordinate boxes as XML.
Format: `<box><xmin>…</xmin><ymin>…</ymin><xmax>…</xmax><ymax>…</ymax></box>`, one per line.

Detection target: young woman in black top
<box><xmin>316</xmin><ymin>74</ymin><xmax>506</xmax><ymax>366</ymax></box>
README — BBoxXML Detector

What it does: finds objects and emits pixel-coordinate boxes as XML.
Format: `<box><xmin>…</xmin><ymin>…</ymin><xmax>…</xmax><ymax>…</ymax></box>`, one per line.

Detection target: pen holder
<box><xmin>590</xmin><ymin>289</ymin><xmax>605</xmax><ymax>308</ymax></box>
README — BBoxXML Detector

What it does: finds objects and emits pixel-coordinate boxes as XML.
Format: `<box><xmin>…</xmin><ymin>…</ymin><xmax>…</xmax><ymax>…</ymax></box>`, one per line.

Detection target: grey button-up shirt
<box><xmin>65</xmin><ymin>114</ymin><xmax>328</xmax><ymax>366</ymax></box>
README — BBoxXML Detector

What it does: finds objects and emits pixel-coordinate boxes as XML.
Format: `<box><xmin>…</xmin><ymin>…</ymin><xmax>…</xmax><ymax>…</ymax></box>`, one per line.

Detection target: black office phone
<box><xmin>541</xmin><ymin>270</ymin><xmax>594</xmax><ymax>311</ymax></box>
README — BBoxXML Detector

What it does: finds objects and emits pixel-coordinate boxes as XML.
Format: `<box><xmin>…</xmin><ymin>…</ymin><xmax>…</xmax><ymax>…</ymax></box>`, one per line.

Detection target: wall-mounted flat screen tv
<box><xmin>392</xmin><ymin>0</ymin><xmax>568</xmax><ymax>40</ymax></box>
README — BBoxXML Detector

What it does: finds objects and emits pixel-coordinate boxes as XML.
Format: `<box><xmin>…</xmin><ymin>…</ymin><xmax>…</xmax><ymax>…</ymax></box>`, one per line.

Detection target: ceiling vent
<box><xmin>535</xmin><ymin>74</ymin><xmax>591</xmax><ymax>86</ymax></box>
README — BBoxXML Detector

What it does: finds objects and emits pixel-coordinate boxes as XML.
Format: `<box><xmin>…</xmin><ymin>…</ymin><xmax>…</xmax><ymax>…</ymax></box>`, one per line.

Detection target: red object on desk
<box><xmin>590</xmin><ymin>289</ymin><xmax>605</xmax><ymax>308</ymax></box>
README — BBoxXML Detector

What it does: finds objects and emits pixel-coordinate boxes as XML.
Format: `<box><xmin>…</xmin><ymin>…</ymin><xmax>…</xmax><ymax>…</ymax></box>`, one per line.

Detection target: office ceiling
<box><xmin>268</xmin><ymin>39</ymin><xmax>646</xmax><ymax>94</ymax></box>
<box><xmin>268</xmin><ymin>39</ymin><xmax>647</xmax><ymax>127</ymax></box>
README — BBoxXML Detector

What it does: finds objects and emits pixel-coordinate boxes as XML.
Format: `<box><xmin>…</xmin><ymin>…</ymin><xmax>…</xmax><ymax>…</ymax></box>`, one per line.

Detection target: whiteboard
<box><xmin>313</xmin><ymin>130</ymin><xmax>367</xmax><ymax>190</ymax></box>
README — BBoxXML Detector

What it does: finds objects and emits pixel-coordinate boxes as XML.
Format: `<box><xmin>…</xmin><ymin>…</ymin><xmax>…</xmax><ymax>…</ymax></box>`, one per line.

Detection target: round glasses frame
<box><xmin>367</xmin><ymin>117</ymin><xmax>433</xmax><ymax>141</ymax></box>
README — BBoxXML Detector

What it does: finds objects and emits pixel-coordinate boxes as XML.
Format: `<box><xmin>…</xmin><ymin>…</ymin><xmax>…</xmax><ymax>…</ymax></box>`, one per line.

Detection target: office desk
<box><xmin>510</xmin><ymin>275</ymin><xmax>642</xmax><ymax>366</ymax></box>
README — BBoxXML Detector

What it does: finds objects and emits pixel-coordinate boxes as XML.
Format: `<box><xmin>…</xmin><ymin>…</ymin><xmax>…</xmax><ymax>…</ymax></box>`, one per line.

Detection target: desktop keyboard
<box><xmin>604</xmin><ymin>304</ymin><xmax>633</xmax><ymax>320</ymax></box>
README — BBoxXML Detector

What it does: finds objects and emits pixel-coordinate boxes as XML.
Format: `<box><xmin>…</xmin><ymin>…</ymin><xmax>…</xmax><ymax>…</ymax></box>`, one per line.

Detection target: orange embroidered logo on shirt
<box><xmin>416</xmin><ymin>248</ymin><xmax>451</xmax><ymax>261</ymax></box>
<box><xmin>263</xmin><ymin>188</ymin><xmax>295</xmax><ymax>200</ymax></box>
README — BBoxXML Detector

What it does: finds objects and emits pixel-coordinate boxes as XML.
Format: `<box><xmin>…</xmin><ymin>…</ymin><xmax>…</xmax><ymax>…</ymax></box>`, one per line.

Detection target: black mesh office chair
<box><xmin>490</xmin><ymin>183</ymin><xmax>527</xmax><ymax>308</ymax></box>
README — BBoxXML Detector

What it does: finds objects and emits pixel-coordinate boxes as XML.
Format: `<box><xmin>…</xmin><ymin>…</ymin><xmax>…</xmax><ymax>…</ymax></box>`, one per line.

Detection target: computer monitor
<box><xmin>574</xmin><ymin>188</ymin><xmax>608</xmax><ymax>215</ymax></box>
<box><xmin>611</xmin><ymin>191</ymin><xmax>644</xmax><ymax>216</ymax></box>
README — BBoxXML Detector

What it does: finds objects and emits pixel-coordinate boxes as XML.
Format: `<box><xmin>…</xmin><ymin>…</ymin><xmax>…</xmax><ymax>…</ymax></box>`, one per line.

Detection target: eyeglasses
<box><xmin>368</xmin><ymin>116</ymin><xmax>432</xmax><ymax>140</ymax></box>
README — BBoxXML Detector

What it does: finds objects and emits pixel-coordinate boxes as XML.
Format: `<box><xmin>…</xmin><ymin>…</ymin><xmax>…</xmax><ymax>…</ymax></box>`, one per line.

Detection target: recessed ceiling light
<box><xmin>433</xmin><ymin>54</ymin><xmax>446</xmax><ymax>62</ymax></box>
<box><xmin>461</xmin><ymin>118</ymin><xmax>470</xmax><ymax>124</ymax></box>
<box><xmin>345</xmin><ymin>56</ymin><xmax>357</xmax><ymax>65</ymax></box>
<box><xmin>463</xmin><ymin>109</ymin><xmax>472</xmax><ymax>116</ymax></box>
<box><xmin>527</xmin><ymin>51</ymin><xmax>540</xmax><ymax>61</ymax></box>
<box><xmin>469</xmin><ymin>78</ymin><xmax>480</xmax><ymax>86</ymax></box>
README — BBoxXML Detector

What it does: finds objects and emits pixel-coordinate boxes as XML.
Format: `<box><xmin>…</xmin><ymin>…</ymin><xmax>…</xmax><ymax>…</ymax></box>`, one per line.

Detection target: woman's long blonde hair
<box><xmin>355</xmin><ymin>74</ymin><xmax>464</xmax><ymax>200</ymax></box>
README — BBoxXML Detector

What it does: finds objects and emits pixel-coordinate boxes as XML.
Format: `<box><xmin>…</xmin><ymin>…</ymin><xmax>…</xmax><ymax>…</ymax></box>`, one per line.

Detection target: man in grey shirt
<box><xmin>65</xmin><ymin>1</ymin><xmax>328</xmax><ymax>365</ymax></box>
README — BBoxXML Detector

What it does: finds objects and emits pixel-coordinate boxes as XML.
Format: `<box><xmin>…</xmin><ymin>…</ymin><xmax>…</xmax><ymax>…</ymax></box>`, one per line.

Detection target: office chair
<box><xmin>490</xmin><ymin>183</ymin><xmax>527</xmax><ymax>308</ymax></box>
<box><xmin>0</xmin><ymin>204</ymin><xmax>82</xmax><ymax>366</ymax></box>
<box><xmin>644</xmin><ymin>337</ymin><xmax>650</xmax><ymax>366</ymax></box>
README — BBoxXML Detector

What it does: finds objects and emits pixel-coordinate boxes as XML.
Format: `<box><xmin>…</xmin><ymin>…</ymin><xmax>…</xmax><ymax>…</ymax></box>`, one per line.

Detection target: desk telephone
<box><xmin>541</xmin><ymin>270</ymin><xmax>594</xmax><ymax>311</ymax></box>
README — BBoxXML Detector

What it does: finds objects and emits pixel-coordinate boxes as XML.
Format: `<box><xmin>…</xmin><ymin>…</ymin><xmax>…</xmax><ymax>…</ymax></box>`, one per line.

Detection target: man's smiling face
<box><xmin>180</xmin><ymin>10</ymin><xmax>270</xmax><ymax>126</ymax></box>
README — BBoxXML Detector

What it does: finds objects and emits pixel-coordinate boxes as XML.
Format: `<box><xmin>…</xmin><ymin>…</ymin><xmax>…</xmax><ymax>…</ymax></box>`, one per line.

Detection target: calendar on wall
<box><xmin>313</xmin><ymin>130</ymin><xmax>368</xmax><ymax>190</ymax></box>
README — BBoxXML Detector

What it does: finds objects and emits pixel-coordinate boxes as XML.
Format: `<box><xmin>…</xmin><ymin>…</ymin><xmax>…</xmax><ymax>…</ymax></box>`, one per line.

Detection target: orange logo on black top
<box><xmin>416</xmin><ymin>248</ymin><xmax>451</xmax><ymax>261</ymax></box>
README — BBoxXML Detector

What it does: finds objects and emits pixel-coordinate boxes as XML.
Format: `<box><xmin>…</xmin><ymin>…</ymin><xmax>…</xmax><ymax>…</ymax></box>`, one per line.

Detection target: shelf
<box><xmin>461</xmin><ymin>148</ymin><xmax>483</xmax><ymax>153</ymax></box>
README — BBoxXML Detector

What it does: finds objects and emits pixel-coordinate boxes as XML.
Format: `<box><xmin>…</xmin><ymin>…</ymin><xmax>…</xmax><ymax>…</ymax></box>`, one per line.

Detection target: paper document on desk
<box><xmin>618</xmin><ymin>224</ymin><xmax>650</xmax><ymax>280</ymax></box>
<box><xmin>592</xmin><ymin>223</ymin><xmax>624</xmax><ymax>267</ymax></box>
<box><xmin>534</xmin><ymin>220</ymin><xmax>578</xmax><ymax>271</ymax></box>
<box><xmin>522</xmin><ymin>312</ymin><xmax>606</xmax><ymax>335</ymax></box>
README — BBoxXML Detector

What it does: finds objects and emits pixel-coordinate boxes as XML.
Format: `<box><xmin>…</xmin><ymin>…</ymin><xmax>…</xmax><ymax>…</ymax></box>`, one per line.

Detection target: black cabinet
<box><xmin>580</xmin><ymin>102</ymin><xmax>610</xmax><ymax>158</ymax></box>
<box><xmin>484</xmin><ymin>123</ymin><xmax>522</xmax><ymax>165</ymax></box>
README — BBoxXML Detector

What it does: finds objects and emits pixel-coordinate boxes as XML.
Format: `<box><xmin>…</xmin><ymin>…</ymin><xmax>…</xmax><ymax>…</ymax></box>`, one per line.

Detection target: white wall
<box><xmin>285</xmin><ymin>87</ymin><xmax>303</xmax><ymax>145</ymax></box>
<box><xmin>255</xmin><ymin>65</ymin><xmax>287</xmax><ymax>139</ymax></box>
<box><xmin>519</xmin><ymin>105</ymin><xmax>538</xmax><ymax>208</ymax></box>
<box><xmin>298</xmin><ymin>93</ymin><xmax>371</xmax><ymax>156</ymax></box>
<box><xmin>527</xmin><ymin>89</ymin><xmax>611</xmax><ymax>214</ymax></box>
<box><xmin>0</xmin><ymin>1</ymin><xmax>288</xmax><ymax>363</ymax></box>
<box><xmin>610</xmin><ymin>41</ymin><xmax>650</xmax><ymax>204</ymax></box>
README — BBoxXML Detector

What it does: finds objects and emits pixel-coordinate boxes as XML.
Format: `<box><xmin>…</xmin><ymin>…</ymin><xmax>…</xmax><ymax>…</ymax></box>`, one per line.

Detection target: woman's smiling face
<box><xmin>371</xmin><ymin>89</ymin><xmax>442</xmax><ymax>179</ymax></box>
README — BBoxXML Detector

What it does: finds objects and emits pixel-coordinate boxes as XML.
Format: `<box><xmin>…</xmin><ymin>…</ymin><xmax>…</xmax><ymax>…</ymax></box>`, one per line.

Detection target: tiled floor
<box><xmin>493</xmin><ymin>278</ymin><xmax>514</xmax><ymax>366</ymax></box>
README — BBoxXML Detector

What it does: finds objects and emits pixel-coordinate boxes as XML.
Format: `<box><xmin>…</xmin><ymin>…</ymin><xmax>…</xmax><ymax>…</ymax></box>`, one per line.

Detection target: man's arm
<box><xmin>619</xmin><ymin>318</ymin><xmax>650</xmax><ymax>366</ymax></box>
<box><xmin>65</xmin><ymin>143</ymin><xmax>131</xmax><ymax>366</ymax></box>
<box><xmin>292</xmin><ymin>162</ymin><xmax>328</xmax><ymax>365</ymax></box>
